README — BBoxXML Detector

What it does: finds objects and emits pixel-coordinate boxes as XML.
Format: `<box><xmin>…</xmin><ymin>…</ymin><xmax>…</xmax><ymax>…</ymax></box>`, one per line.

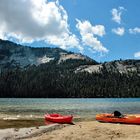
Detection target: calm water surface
<box><xmin>0</xmin><ymin>98</ymin><xmax>140</xmax><ymax>119</ymax></box>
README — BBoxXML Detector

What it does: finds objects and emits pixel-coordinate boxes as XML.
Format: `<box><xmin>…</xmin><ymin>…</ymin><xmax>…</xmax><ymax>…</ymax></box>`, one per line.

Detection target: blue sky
<box><xmin>59</xmin><ymin>0</ymin><xmax>140</xmax><ymax>61</ymax></box>
<box><xmin>0</xmin><ymin>0</ymin><xmax>140</xmax><ymax>62</ymax></box>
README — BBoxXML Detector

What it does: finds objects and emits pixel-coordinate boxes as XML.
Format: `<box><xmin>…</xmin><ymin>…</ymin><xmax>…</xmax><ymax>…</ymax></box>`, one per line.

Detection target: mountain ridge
<box><xmin>0</xmin><ymin>39</ymin><xmax>140</xmax><ymax>98</ymax></box>
<box><xmin>0</xmin><ymin>39</ymin><xmax>140</xmax><ymax>75</ymax></box>
<box><xmin>0</xmin><ymin>39</ymin><xmax>96</xmax><ymax>70</ymax></box>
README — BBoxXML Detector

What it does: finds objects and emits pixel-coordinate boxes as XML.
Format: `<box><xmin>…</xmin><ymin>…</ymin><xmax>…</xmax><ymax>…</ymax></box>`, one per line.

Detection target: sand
<box><xmin>25</xmin><ymin>121</ymin><xmax>140</xmax><ymax>140</ymax></box>
<box><xmin>0</xmin><ymin>120</ymin><xmax>140</xmax><ymax>140</ymax></box>
<box><xmin>0</xmin><ymin>123</ymin><xmax>66</xmax><ymax>140</ymax></box>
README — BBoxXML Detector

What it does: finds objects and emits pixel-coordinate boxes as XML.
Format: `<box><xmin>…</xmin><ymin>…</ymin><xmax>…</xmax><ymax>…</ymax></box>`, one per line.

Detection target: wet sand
<box><xmin>0</xmin><ymin>117</ymin><xmax>83</xmax><ymax>129</ymax></box>
<box><xmin>0</xmin><ymin>119</ymin><xmax>44</xmax><ymax>129</ymax></box>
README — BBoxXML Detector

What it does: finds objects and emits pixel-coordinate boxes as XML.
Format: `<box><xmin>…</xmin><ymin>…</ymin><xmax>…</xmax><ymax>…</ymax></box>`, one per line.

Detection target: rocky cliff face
<box><xmin>0</xmin><ymin>39</ymin><xmax>95</xmax><ymax>70</ymax></box>
<box><xmin>76</xmin><ymin>60</ymin><xmax>140</xmax><ymax>75</ymax></box>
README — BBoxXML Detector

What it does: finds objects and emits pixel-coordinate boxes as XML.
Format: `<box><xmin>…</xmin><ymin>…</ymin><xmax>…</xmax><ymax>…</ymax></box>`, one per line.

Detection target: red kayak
<box><xmin>96</xmin><ymin>113</ymin><xmax>140</xmax><ymax>125</ymax></box>
<box><xmin>45</xmin><ymin>113</ymin><xmax>73</xmax><ymax>124</ymax></box>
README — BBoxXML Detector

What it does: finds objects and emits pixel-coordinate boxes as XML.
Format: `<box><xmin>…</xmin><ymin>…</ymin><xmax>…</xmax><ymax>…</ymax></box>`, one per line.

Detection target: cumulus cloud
<box><xmin>76</xmin><ymin>19</ymin><xmax>108</xmax><ymax>53</ymax></box>
<box><xmin>129</xmin><ymin>27</ymin><xmax>140</xmax><ymax>34</ymax></box>
<box><xmin>0</xmin><ymin>0</ymin><xmax>81</xmax><ymax>51</ymax></box>
<box><xmin>112</xmin><ymin>27</ymin><xmax>125</xmax><ymax>36</ymax></box>
<box><xmin>134</xmin><ymin>52</ymin><xmax>140</xmax><ymax>58</ymax></box>
<box><xmin>111</xmin><ymin>7</ymin><xmax>125</xmax><ymax>24</ymax></box>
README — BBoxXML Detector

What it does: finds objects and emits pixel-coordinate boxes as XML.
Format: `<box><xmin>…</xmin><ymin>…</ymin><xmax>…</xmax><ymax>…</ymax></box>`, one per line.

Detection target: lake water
<box><xmin>0</xmin><ymin>98</ymin><xmax>140</xmax><ymax>119</ymax></box>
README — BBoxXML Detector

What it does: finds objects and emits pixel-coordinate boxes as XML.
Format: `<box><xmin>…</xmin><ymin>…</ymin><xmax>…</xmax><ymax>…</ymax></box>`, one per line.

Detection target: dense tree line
<box><xmin>0</xmin><ymin>60</ymin><xmax>140</xmax><ymax>98</ymax></box>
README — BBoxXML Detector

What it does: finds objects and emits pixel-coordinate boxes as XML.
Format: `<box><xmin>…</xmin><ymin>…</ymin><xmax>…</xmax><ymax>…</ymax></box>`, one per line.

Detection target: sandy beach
<box><xmin>25</xmin><ymin>121</ymin><xmax>140</xmax><ymax>140</ymax></box>
<box><xmin>1</xmin><ymin>119</ymin><xmax>140</xmax><ymax>140</ymax></box>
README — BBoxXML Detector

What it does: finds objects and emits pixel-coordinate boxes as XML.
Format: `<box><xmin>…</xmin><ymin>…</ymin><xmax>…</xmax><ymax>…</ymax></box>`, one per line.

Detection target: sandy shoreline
<box><xmin>0</xmin><ymin>120</ymin><xmax>140</xmax><ymax>140</ymax></box>
<box><xmin>26</xmin><ymin>121</ymin><xmax>140</xmax><ymax>140</ymax></box>
<box><xmin>0</xmin><ymin>123</ymin><xmax>66</xmax><ymax>140</ymax></box>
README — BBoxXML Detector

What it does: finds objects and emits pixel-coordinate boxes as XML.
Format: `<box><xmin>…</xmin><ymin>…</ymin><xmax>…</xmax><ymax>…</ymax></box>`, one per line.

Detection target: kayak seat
<box><xmin>114</xmin><ymin>111</ymin><xmax>123</xmax><ymax>118</ymax></box>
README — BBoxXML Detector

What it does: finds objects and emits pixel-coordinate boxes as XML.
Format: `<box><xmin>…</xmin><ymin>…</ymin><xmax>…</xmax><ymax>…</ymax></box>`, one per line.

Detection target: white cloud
<box><xmin>76</xmin><ymin>19</ymin><xmax>108</xmax><ymax>53</ymax></box>
<box><xmin>134</xmin><ymin>52</ymin><xmax>140</xmax><ymax>58</ymax></box>
<box><xmin>47</xmin><ymin>33</ymin><xmax>83</xmax><ymax>52</ymax></box>
<box><xmin>76</xmin><ymin>19</ymin><xmax>105</xmax><ymax>37</ymax></box>
<box><xmin>0</xmin><ymin>0</ymin><xmax>81</xmax><ymax>51</ymax></box>
<box><xmin>111</xmin><ymin>7</ymin><xmax>125</xmax><ymax>24</ymax></box>
<box><xmin>112</xmin><ymin>27</ymin><xmax>125</xmax><ymax>36</ymax></box>
<box><xmin>129</xmin><ymin>27</ymin><xmax>140</xmax><ymax>34</ymax></box>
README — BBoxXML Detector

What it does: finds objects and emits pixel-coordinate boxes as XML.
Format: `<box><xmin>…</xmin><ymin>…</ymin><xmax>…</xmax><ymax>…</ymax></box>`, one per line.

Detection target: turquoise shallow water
<box><xmin>0</xmin><ymin>98</ymin><xmax>140</xmax><ymax>119</ymax></box>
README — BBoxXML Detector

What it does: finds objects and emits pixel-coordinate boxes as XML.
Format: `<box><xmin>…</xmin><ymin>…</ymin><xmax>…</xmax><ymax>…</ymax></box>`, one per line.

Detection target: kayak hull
<box><xmin>45</xmin><ymin>114</ymin><xmax>73</xmax><ymax>124</ymax></box>
<box><xmin>96</xmin><ymin>114</ymin><xmax>140</xmax><ymax>125</ymax></box>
